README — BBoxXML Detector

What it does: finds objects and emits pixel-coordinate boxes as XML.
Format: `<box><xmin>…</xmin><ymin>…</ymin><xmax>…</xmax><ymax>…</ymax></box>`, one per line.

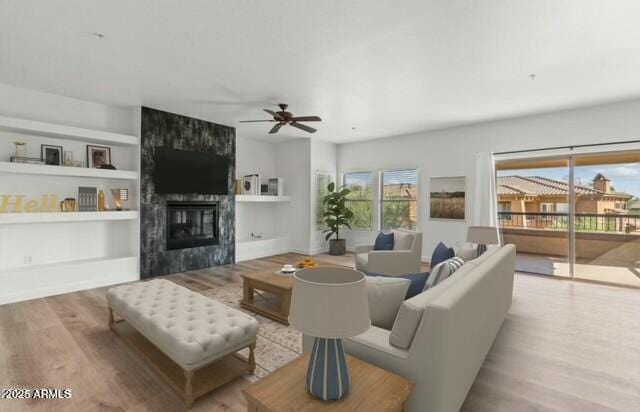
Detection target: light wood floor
<box><xmin>0</xmin><ymin>253</ymin><xmax>638</xmax><ymax>411</ymax></box>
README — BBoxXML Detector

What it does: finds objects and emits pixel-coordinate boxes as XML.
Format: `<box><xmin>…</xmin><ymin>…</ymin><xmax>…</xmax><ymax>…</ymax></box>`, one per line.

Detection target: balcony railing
<box><xmin>498</xmin><ymin>212</ymin><xmax>640</xmax><ymax>233</ymax></box>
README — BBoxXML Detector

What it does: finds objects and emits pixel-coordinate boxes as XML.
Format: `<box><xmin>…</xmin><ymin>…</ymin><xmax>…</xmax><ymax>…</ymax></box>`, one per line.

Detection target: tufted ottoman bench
<box><xmin>107</xmin><ymin>279</ymin><xmax>259</xmax><ymax>407</ymax></box>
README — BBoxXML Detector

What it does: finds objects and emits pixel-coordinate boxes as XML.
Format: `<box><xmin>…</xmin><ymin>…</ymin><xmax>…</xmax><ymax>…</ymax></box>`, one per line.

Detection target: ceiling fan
<box><xmin>239</xmin><ymin>103</ymin><xmax>322</xmax><ymax>134</ymax></box>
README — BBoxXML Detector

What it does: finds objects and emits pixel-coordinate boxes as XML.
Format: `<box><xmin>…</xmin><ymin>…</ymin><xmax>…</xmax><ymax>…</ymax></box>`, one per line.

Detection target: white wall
<box><xmin>337</xmin><ymin>98</ymin><xmax>640</xmax><ymax>260</ymax></box>
<box><xmin>235</xmin><ymin>136</ymin><xmax>280</xmax><ymax>240</ymax></box>
<box><xmin>275</xmin><ymin>139</ymin><xmax>312</xmax><ymax>253</ymax></box>
<box><xmin>310</xmin><ymin>140</ymin><xmax>338</xmax><ymax>253</ymax></box>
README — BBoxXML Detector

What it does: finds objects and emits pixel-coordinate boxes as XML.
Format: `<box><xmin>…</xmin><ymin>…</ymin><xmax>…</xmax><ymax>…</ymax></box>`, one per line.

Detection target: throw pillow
<box><xmin>365</xmin><ymin>277</ymin><xmax>411</xmax><ymax>330</ymax></box>
<box><xmin>431</xmin><ymin>242</ymin><xmax>454</xmax><ymax>269</ymax></box>
<box><xmin>374</xmin><ymin>232</ymin><xmax>394</xmax><ymax>250</ymax></box>
<box><xmin>366</xmin><ymin>272</ymin><xmax>428</xmax><ymax>299</ymax></box>
<box><xmin>457</xmin><ymin>242</ymin><xmax>489</xmax><ymax>262</ymax></box>
<box><xmin>393</xmin><ymin>231</ymin><xmax>413</xmax><ymax>250</ymax></box>
<box><xmin>424</xmin><ymin>257</ymin><xmax>465</xmax><ymax>290</ymax></box>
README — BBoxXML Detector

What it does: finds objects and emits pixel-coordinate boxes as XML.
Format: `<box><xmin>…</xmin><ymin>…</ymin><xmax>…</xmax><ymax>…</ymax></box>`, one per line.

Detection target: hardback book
<box><xmin>78</xmin><ymin>186</ymin><xmax>98</xmax><ymax>212</ymax></box>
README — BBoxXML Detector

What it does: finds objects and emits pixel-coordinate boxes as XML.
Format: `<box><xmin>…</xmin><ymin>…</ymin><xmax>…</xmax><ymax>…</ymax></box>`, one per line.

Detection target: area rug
<box><xmin>201</xmin><ymin>283</ymin><xmax>302</xmax><ymax>382</ymax></box>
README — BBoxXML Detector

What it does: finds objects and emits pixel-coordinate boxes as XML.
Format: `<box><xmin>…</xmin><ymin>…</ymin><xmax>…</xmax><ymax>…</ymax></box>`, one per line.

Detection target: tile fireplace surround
<box><xmin>140</xmin><ymin>107</ymin><xmax>236</xmax><ymax>278</ymax></box>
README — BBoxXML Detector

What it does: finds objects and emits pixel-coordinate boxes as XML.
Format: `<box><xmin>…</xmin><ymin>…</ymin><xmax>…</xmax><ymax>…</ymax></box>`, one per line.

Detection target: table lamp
<box><xmin>289</xmin><ymin>267</ymin><xmax>370</xmax><ymax>401</ymax></box>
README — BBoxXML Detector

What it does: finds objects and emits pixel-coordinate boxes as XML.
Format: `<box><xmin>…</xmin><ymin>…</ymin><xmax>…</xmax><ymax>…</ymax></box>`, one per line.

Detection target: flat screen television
<box><xmin>154</xmin><ymin>147</ymin><xmax>229</xmax><ymax>195</ymax></box>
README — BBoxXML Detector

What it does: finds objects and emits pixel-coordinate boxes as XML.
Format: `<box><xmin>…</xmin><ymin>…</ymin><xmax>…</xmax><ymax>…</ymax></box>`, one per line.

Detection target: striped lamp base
<box><xmin>306</xmin><ymin>337</ymin><xmax>350</xmax><ymax>401</ymax></box>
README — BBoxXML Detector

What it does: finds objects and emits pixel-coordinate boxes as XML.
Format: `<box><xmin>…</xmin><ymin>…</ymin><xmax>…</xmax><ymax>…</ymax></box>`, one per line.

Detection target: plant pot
<box><xmin>329</xmin><ymin>239</ymin><xmax>346</xmax><ymax>256</ymax></box>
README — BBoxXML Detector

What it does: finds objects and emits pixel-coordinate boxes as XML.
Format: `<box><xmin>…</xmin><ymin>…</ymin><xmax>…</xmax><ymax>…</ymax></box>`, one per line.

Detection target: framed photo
<box><xmin>41</xmin><ymin>144</ymin><xmax>63</xmax><ymax>166</ymax></box>
<box><xmin>429</xmin><ymin>176</ymin><xmax>466</xmax><ymax>221</ymax></box>
<box><xmin>86</xmin><ymin>145</ymin><xmax>111</xmax><ymax>168</ymax></box>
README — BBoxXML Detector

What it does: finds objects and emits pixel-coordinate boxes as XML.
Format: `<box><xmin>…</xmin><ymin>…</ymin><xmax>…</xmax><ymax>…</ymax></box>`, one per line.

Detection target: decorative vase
<box><xmin>64</xmin><ymin>151</ymin><xmax>74</xmax><ymax>167</ymax></box>
<box><xmin>307</xmin><ymin>337</ymin><xmax>350</xmax><ymax>400</ymax></box>
<box><xmin>14</xmin><ymin>142</ymin><xmax>26</xmax><ymax>158</ymax></box>
<box><xmin>329</xmin><ymin>239</ymin><xmax>346</xmax><ymax>255</ymax></box>
<box><xmin>98</xmin><ymin>190</ymin><xmax>106</xmax><ymax>211</ymax></box>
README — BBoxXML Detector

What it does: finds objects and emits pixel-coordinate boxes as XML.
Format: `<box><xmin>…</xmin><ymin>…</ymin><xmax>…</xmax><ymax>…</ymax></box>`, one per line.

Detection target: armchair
<box><xmin>354</xmin><ymin>229</ymin><xmax>423</xmax><ymax>275</ymax></box>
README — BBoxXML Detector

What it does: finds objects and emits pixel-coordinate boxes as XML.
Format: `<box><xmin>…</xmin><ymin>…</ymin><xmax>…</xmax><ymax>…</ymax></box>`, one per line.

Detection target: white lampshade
<box><xmin>289</xmin><ymin>267</ymin><xmax>370</xmax><ymax>339</ymax></box>
<box><xmin>467</xmin><ymin>226</ymin><xmax>500</xmax><ymax>244</ymax></box>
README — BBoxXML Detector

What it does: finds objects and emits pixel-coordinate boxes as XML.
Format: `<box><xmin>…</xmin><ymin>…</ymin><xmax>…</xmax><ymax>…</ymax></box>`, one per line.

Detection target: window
<box><xmin>343</xmin><ymin>172</ymin><xmax>374</xmax><ymax>229</ymax></box>
<box><xmin>315</xmin><ymin>172</ymin><xmax>334</xmax><ymax>229</ymax></box>
<box><xmin>541</xmin><ymin>203</ymin><xmax>554</xmax><ymax>213</ymax></box>
<box><xmin>381</xmin><ymin>169</ymin><xmax>418</xmax><ymax>230</ymax></box>
<box><xmin>498</xmin><ymin>201</ymin><xmax>511</xmax><ymax>213</ymax></box>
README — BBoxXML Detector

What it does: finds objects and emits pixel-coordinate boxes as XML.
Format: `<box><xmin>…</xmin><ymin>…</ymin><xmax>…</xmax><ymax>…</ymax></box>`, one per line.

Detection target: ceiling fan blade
<box><xmin>264</xmin><ymin>109</ymin><xmax>284</xmax><ymax>121</ymax></box>
<box><xmin>269</xmin><ymin>123</ymin><xmax>284</xmax><ymax>134</ymax></box>
<box><xmin>239</xmin><ymin>120</ymin><xmax>276</xmax><ymax>123</ymax></box>
<box><xmin>289</xmin><ymin>116</ymin><xmax>322</xmax><ymax>122</ymax></box>
<box><xmin>290</xmin><ymin>122</ymin><xmax>317</xmax><ymax>133</ymax></box>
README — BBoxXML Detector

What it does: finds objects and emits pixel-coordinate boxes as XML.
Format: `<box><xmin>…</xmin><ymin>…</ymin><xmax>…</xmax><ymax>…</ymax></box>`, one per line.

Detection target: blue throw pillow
<box><xmin>374</xmin><ymin>232</ymin><xmax>394</xmax><ymax>250</ymax></box>
<box><xmin>431</xmin><ymin>242</ymin><xmax>454</xmax><ymax>269</ymax></box>
<box><xmin>366</xmin><ymin>272</ymin><xmax>429</xmax><ymax>299</ymax></box>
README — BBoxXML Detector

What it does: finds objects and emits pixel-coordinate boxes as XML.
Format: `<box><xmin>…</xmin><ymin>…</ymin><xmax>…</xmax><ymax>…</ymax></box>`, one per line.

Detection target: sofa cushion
<box><xmin>389</xmin><ymin>260</ymin><xmax>477</xmax><ymax>349</ymax></box>
<box><xmin>366</xmin><ymin>277</ymin><xmax>411</xmax><ymax>330</ymax></box>
<box><xmin>107</xmin><ymin>279</ymin><xmax>259</xmax><ymax>367</ymax></box>
<box><xmin>431</xmin><ymin>241</ymin><xmax>454</xmax><ymax>268</ymax></box>
<box><xmin>425</xmin><ymin>257</ymin><xmax>465</xmax><ymax>290</ymax></box>
<box><xmin>457</xmin><ymin>242</ymin><xmax>489</xmax><ymax>262</ymax></box>
<box><xmin>355</xmin><ymin>253</ymin><xmax>369</xmax><ymax>270</ymax></box>
<box><xmin>366</xmin><ymin>271</ymin><xmax>429</xmax><ymax>299</ymax></box>
<box><xmin>393</xmin><ymin>231</ymin><xmax>414</xmax><ymax>250</ymax></box>
<box><xmin>374</xmin><ymin>232</ymin><xmax>395</xmax><ymax>250</ymax></box>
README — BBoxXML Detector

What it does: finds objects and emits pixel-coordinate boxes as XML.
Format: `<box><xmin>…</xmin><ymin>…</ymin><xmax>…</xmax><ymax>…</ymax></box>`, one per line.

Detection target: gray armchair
<box><xmin>354</xmin><ymin>229</ymin><xmax>423</xmax><ymax>275</ymax></box>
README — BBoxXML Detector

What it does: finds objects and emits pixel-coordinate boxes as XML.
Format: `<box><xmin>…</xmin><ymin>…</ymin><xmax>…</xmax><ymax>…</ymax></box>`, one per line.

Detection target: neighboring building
<box><xmin>497</xmin><ymin>174</ymin><xmax>633</xmax><ymax>216</ymax></box>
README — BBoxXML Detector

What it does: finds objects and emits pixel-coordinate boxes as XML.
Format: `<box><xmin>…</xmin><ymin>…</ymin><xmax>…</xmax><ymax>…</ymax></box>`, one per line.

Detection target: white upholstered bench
<box><xmin>107</xmin><ymin>279</ymin><xmax>259</xmax><ymax>407</ymax></box>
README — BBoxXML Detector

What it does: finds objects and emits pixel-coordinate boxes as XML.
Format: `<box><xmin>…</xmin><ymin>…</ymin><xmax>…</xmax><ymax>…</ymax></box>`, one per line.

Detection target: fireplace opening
<box><xmin>166</xmin><ymin>201</ymin><xmax>218</xmax><ymax>250</ymax></box>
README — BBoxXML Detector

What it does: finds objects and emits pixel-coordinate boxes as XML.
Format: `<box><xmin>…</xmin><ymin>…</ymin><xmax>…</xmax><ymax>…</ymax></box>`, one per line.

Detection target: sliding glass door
<box><xmin>496</xmin><ymin>157</ymin><xmax>571</xmax><ymax>278</ymax></box>
<box><xmin>572</xmin><ymin>152</ymin><xmax>640</xmax><ymax>287</ymax></box>
<box><xmin>496</xmin><ymin>150</ymin><xmax>640</xmax><ymax>287</ymax></box>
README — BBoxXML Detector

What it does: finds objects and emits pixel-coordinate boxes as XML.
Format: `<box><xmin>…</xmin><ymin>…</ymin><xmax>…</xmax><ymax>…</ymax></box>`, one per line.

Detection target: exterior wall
<box><xmin>502</xmin><ymin>228</ymin><xmax>640</xmax><ymax>260</ymax></box>
<box><xmin>575</xmin><ymin>199</ymin><xmax>598</xmax><ymax>214</ymax></box>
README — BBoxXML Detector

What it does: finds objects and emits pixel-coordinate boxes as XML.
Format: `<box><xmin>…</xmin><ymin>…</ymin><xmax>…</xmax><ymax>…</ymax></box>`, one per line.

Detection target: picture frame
<box><xmin>429</xmin><ymin>176</ymin><xmax>466</xmax><ymax>221</ymax></box>
<box><xmin>86</xmin><ymin>145</ymin><xmax>111</xmax><ymax>168</ymax></box>
<box><xmin>41</xmin><ymin>144</ymin><xmax>63</xmax><ymax>166</ymax></box>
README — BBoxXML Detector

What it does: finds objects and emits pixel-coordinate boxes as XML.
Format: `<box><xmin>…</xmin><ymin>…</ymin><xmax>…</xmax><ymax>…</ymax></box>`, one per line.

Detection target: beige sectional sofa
<box><xmin>304</xmin><ymin>244</ymin><xmax>516</xmax><ymax>412</ymax></box>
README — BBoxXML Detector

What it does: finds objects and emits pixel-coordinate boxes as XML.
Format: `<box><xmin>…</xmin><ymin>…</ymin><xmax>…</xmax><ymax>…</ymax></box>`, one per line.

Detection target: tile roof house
<box><xmin>497</xmin><ymin>174</ymin><xmax>632</xmax><ymax>215</ymax></box>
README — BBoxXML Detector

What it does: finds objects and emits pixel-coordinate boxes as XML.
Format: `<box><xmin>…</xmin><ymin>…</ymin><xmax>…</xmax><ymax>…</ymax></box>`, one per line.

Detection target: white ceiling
<box><xmin>2</xmin><ymin>0</ymin><xmax>640</xmax><ymax>143</ymax></box>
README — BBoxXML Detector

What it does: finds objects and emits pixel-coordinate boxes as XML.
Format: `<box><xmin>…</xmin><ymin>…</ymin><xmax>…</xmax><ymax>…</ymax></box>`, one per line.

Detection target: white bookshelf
<box><xmin>0</xmin><ymin>211</ymin><xmax>138</xmax><ymax>225</ymax></box>
<box><xmin>0</xmin><ymin>114</ymin><xmax>138</xmax><ymax>146</ymax></box>
<box><xmin>0</xmin><ymin>161</ymin><xmax>138</xmax><ymax>180</ymax></box>
<box><xmin>0</xmin><ymin>113</ymin><xmax>140</xmax><ymax>305</ymax></box>
<box><xmin>236</xmin><ymin>195</ymin><xmax>291</xmax><ymax>202</ymax></box>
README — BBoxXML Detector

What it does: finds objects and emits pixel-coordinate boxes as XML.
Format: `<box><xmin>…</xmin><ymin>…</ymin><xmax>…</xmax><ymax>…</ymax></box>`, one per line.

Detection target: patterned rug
<box><xmin>201</xmin><ymin>283</ymin><xmax>302</xmax><ymax>382</ymax></box>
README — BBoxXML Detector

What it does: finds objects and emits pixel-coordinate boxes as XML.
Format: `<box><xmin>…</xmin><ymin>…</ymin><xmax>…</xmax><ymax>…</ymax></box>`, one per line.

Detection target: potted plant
<box><xmin>322</xmin><ymin>182</ymin><xmax>354</xmax><ymax>255</ymax></box>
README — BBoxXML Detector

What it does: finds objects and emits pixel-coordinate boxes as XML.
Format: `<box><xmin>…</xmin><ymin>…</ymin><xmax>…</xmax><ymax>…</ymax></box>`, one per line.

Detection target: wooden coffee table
<box><xmin>240</xmin><ymin>269</ymin><xmax>294</xmax><ymax>325</ymax></box>
<box><xmin>243</xmin><ymin>353</ymin><xmax>414</xmax><ymax>411</ymax></box>
<box><xmin>240</xmin><ymin>261</ymin><xmax>341</xmax><ymax>325</ymax></box>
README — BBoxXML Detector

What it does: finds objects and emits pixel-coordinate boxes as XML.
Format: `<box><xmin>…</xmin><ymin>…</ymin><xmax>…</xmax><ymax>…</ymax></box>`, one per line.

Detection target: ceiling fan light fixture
<box><xmin>240</xmin><ymin>103</ymin><xmax>322</xmax><ymax>135</ymax></box>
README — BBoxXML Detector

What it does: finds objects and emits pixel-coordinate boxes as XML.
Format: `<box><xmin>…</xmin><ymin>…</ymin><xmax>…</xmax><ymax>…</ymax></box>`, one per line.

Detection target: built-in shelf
<box><xmin>0</xmin><ymin>255</ymin><xmax>137</xmax><ymax>275</ymax></box>
<box><xmin>0</xmin><ymin>114</ymin><xmax>138</xmax><ymax>146</ymax></box>
<box><xmin>236</xmin><ymin>195</ymin><xmax>291</xmax><ymax>202</ymax></box>
<box><xmin>236</xmin><ymin>235</ymin><xmax>290</xmax><ymax>262</ymax></box>
<box><xmin>0</xmin><ymin>211</ymin><xmax>139</xmax><ymax>225</ymax></box>
<box><xmin>0</xmin><ymin>161</ymin><xmax>138</xmax><ymax>180</ymax></box>
<box><xmin>0</xmin><ymin>255</ymin><xmax>138</xmax><ymax>305</ymax></box>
